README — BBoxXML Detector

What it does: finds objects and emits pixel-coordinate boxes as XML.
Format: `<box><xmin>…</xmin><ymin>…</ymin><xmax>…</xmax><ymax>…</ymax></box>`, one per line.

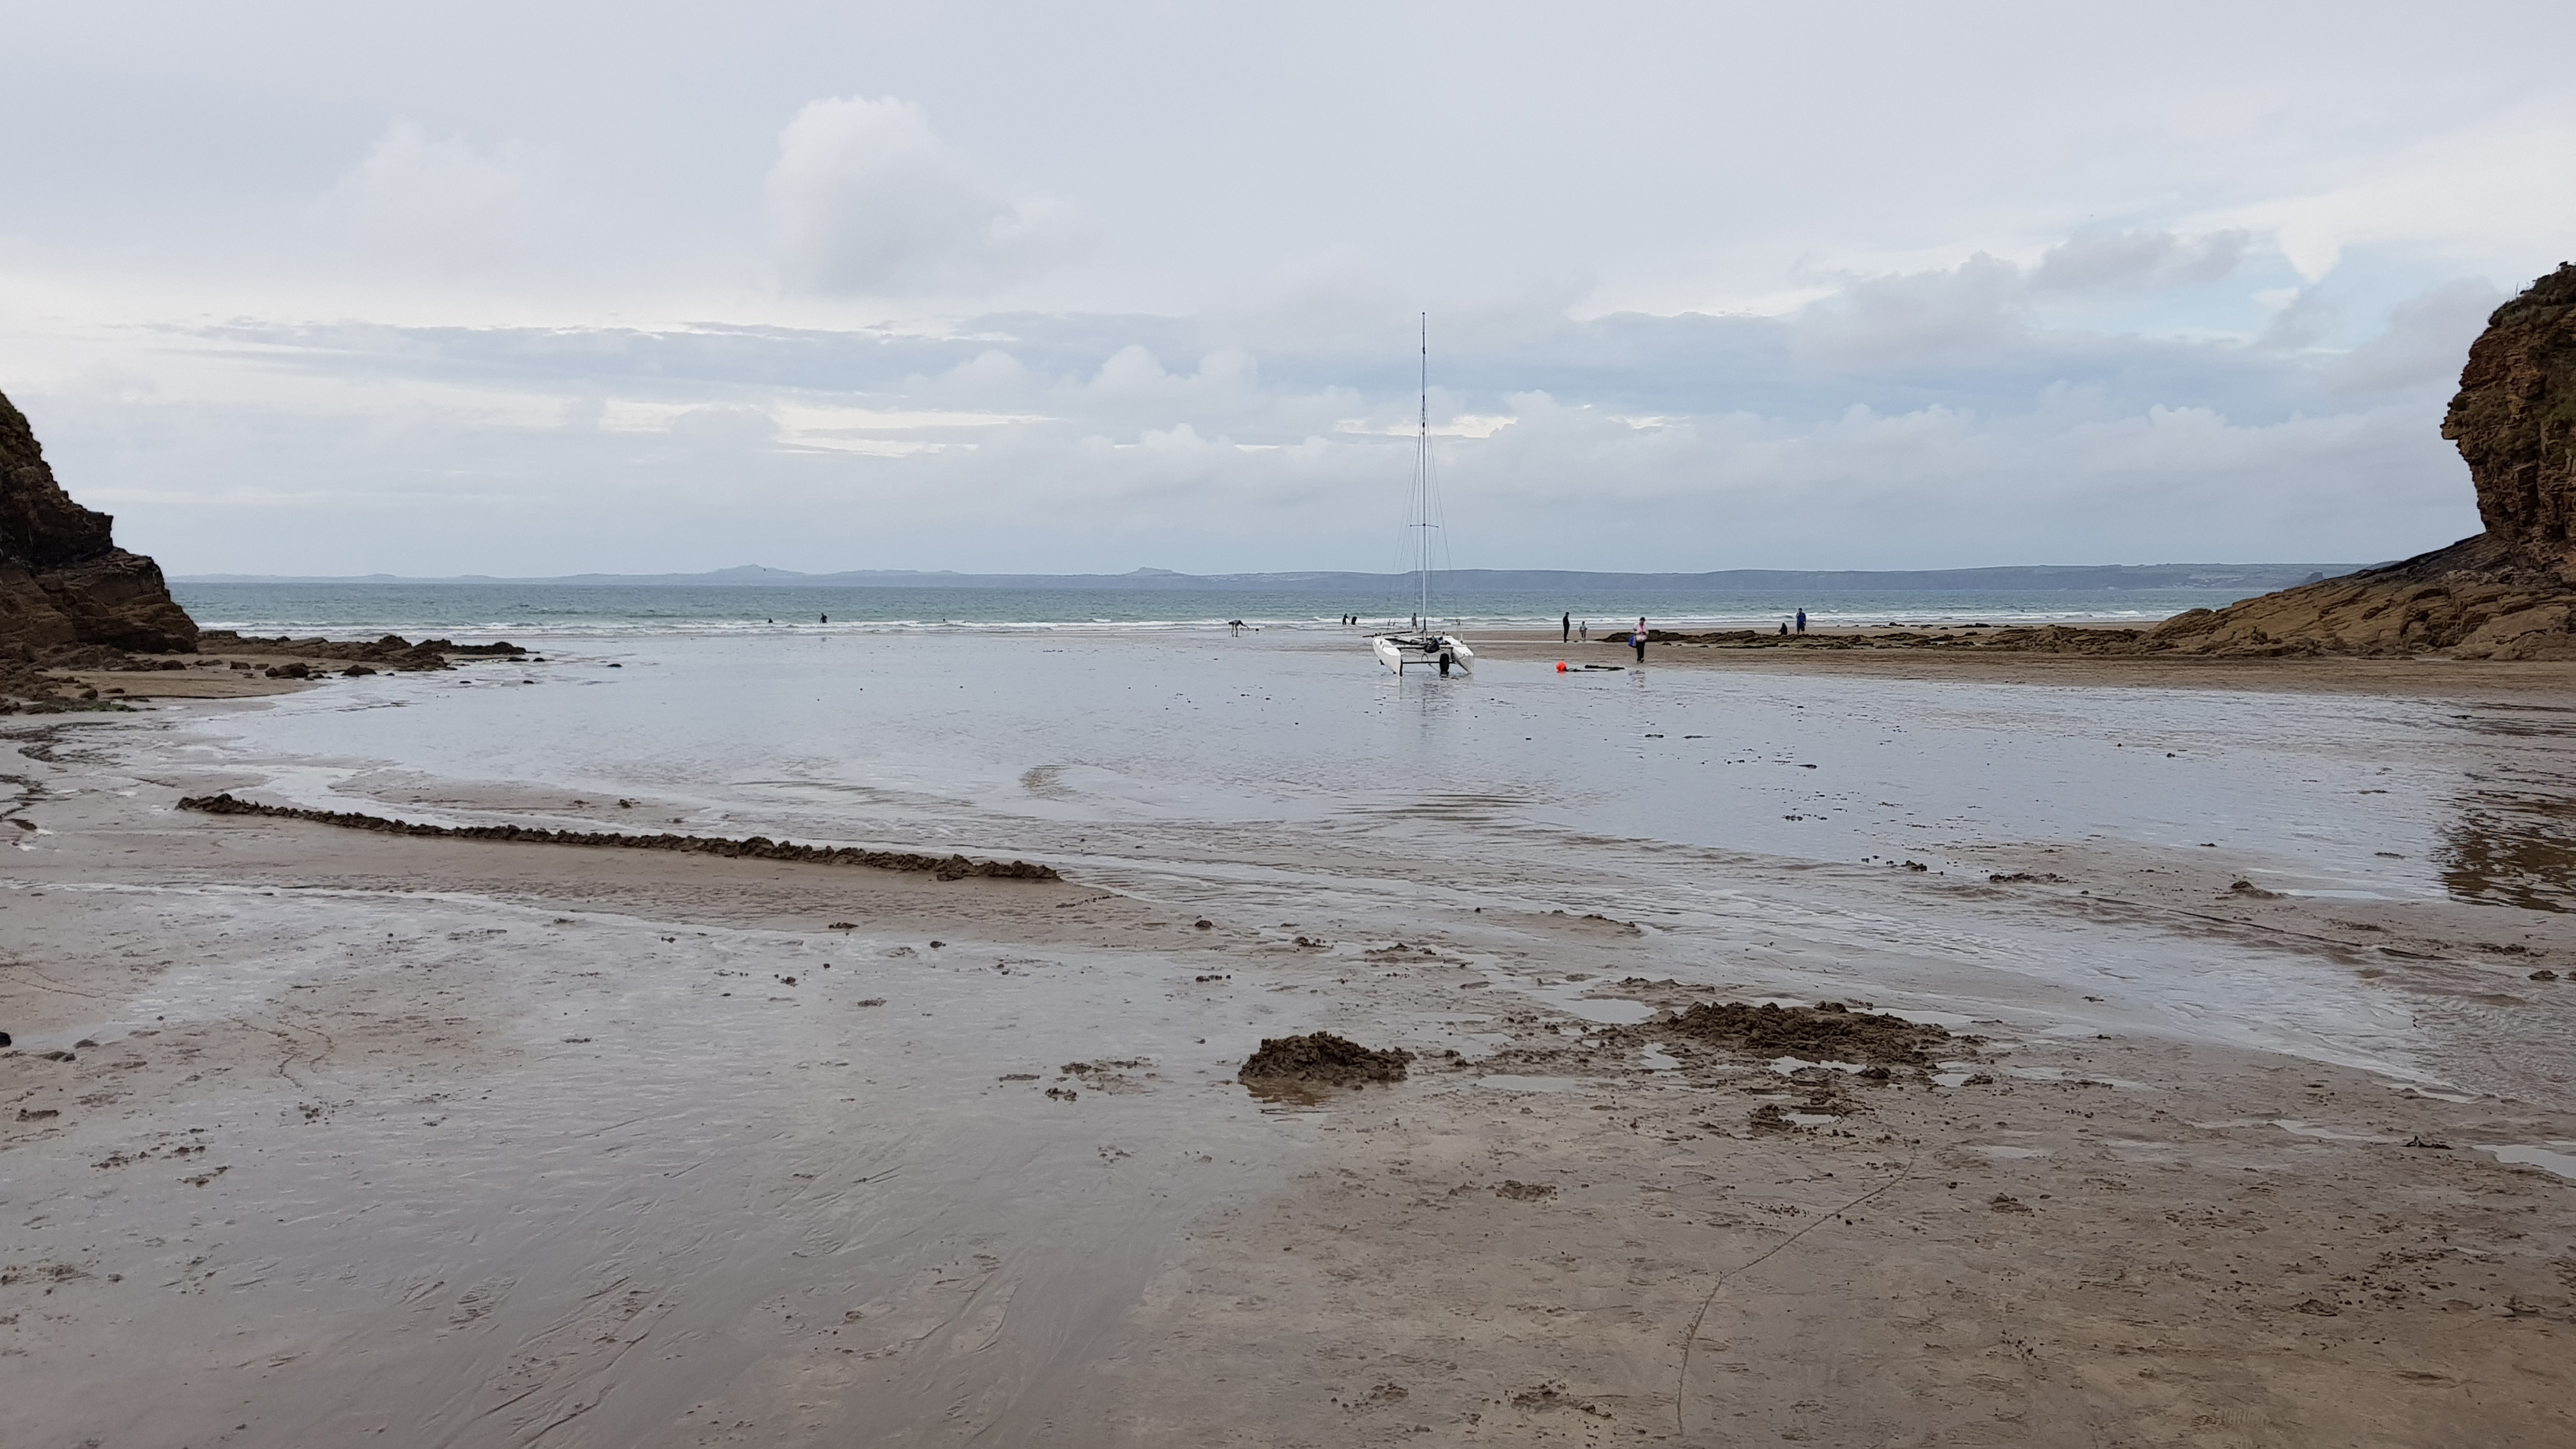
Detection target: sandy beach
<box><xmin>6</xmin><ymin>636</ymin><xmax>2574</xmax><ymax>1446</ymax></box>
<box><xmin>1476</xmin><ymin>625</ymin><xmax>2576</xmax><ymax>698</ymax></box>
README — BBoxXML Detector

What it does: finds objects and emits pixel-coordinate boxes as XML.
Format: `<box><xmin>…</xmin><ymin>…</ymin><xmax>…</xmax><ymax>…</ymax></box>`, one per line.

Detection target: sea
<box><xmin>168</xmin><ymin>580</ymin><xmax>2277</xmax><ymax>640</ymax></box>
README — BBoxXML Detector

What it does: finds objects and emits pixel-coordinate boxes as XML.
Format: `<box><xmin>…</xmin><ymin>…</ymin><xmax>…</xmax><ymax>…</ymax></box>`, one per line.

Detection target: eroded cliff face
<box><xmin>0</xmin><ymin>389</ymin><xmax>197</xmax><ymax>653</ymax></box>
<box><xmin>2135</xmin><ymin>263</ymin><xmax>2576</xmax><ymax>660</ymax></box>
<box><xmin>2445</xmin><ymin>263</ymin><xmax>2576</xmax><ymax>562</ymax></box>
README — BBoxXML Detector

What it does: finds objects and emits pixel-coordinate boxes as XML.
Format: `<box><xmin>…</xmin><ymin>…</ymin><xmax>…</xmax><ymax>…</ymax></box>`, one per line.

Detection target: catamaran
<box><xmin>1371</xmin><ymin>315</ymin><xmax>1474</xmax><ymax>676</ymax></box>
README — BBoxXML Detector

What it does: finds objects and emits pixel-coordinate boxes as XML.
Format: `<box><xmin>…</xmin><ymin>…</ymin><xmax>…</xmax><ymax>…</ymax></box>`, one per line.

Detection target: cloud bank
<box><xmin>24</xmin><ymin>238</ymin><xmax>2491</xmax><ymax>577</ymax></box>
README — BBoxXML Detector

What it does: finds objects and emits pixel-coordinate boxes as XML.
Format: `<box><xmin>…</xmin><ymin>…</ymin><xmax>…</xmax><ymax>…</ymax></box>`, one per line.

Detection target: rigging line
<box><xmin>1671</xmin><ymin>1149</ymin><xmax>1919</xmax><ymax>1438</ymax></box>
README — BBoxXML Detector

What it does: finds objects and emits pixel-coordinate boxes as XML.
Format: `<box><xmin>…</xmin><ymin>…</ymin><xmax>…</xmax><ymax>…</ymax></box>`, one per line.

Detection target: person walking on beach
<box><xmin>1579</xmin><ymin>620</ymin><xmax>1588</xmax><ymax>642</ymax></box>
<box><xmin>1795</xmin><ymin>608</ymin><xmax>1805</xmax><ymax>634</ymax></box>
<box><xmin>1632</xmin><ymin>616</ymin><xmax>1648</xmax><ymax>663</ymax></box>
<box><xmin>1562</xmin><ymin>611</ymin><xmax>1571</xmax><ymax>643</ymax></box>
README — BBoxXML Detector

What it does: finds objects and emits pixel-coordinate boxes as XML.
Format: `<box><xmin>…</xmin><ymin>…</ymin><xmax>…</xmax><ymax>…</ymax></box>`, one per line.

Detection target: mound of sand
<box><xmin>1650</xmin><ymin>1000</ymin><xmax>1953</xmax><ymax>1067</ymax></box>
<box><xmin>1237</xmin><ymin>1032</ymin><xmax>1412</xmax><ymax>1088</ymax></box>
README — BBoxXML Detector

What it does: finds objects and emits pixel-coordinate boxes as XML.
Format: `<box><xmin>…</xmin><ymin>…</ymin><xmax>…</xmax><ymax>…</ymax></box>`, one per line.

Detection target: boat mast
<box><xmin>1415</xmin><ymin>312</ymin><xmax>1430</xmax><ymax>629</ymax></box>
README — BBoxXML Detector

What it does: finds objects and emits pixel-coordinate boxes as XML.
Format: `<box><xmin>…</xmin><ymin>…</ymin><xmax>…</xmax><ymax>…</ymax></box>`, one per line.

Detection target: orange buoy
<box><xmin>1556</xmin><ymin>661</ymin><xmax>1568</xmax><ymax>672</ymax></box>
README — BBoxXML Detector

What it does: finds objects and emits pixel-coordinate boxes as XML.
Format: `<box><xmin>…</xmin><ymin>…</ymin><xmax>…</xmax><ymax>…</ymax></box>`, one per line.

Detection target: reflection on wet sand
<box><xmin>2442</xmin><ymin>790</ymin><xmax>2576</xmax><ymax>912</ymax></box>
<box><xmin>2439</xmin><ymin>701</ymin><xmax>2576</xmax><ymax>912</ymax></box>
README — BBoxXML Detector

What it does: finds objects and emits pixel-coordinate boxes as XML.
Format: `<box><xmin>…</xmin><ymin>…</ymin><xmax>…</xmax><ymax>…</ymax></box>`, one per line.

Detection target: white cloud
<box><xmin>765</xmin><ymin>96</ymin><xmax>1091</xmax><ymax>298</ymax></box>
<box><xmin>312</xmin><ymin>123</ymin><xmax>562</xmax><ymax>273</ymax></box>
<box><xmin>2196</xmin><ymin>100</ymin><xmax>2576</xmax><ymax>282</ymax></box>
<box><xmin>2331</xmin><ymin>280</ymin><xmax>2502</xmax><ymax>394</ymax></box>
<box><xmin>1790</xmin><ymin>254</ymin><xmax>2026</xmax><ymax>370</ymax></box>
<box><xmin>2031</xmin><ymin>230</ymin><xmax>2248</xmax><ymax>291</ymax></box>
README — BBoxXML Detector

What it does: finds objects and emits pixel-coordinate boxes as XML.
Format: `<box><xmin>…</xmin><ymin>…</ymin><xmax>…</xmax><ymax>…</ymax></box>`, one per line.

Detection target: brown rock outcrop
<box><xmin>1</xmin><ymin>388</ymin><xmax>197</xmax><ymax>653</ymax></box>
<box><xmin>194</xmin><ymin>631</ymin><xmax>526</xmax><ymax>671</ymax></box>
<box><xmin>2126</xmin><ymin>263</ymin><xmax>2576</xmax><ymax>659</ymax></box>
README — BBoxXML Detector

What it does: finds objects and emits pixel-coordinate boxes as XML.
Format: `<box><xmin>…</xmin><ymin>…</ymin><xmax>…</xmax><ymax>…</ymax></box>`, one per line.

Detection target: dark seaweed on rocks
<box><xmin>1650</xmin><ymin>1000</ymin><xmax>1951</xmax><ymax>1066</ymax></box>
<box><xmin>1237</xmin><ymin>1032</ymin><xmax>1411</xmax><ymax>1087</ymax></box>
<box><xmin>174</xmin><ymin>793</ymin><xmax>1060</xmax><ymax>881</ymax></box>
<box><xmin>194</xmin><ymin>630</ymin><xmax>524</xmax><ymax>671</ymax></box>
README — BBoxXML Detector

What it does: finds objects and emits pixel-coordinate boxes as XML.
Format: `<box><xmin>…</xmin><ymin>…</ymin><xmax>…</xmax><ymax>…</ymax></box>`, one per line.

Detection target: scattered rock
<box><xmin>1493</xmin><ymin>1179</ymin><xmax>1557</xmax><ymax>1200</ymax></box>
<box><xmin>1989</xmin><ymin>1193</ymin><xmax>2034</xmax><ymax>1214</ymax></box>
<box><xmin>1509</xmin><ymin>1382</ymin><xmax>1608</xmax><ymax>1416</ymax></box>
<box><xmin>17</xmin><ymin>1107</ymin><xmax>57</xmax><ymax>1121</ymax></box>
<box><xmin>194</xmin><ymin>630</ymin><xmax>524</xmax><ymax>672</ymax></box>
<box><xmin>2531</xmin><ymin>969</ymin><xmax>2560</xmax><ymax>981</ymax></box>
<box><xmin>1237</xmin><ymin>1032</ymin><xmax>1411</xmax><ymax>1089</ymax></box>
<box><xmin>1344</xmin><ymin>1381</ymin><xmax>1408</xmax><ymax>1409</ymax></box>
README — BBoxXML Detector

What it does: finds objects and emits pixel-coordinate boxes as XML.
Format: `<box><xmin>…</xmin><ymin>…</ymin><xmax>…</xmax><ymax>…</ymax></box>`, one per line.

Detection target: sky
<box><xmin>3</xmin><ymin>0</ymin><xmax>2572</xmax><ymax>577</ymax></box>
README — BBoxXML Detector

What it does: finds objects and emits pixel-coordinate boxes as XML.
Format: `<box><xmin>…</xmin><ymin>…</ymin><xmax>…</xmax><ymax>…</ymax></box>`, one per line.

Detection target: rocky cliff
<box><xmin>2138</xmin><ymin>263</ymin><xmax>2576</xmax><ymax>659</ymax></box>
<box><xmin>0</xmin><ymin>389</ymin><xmax>197</xmax><ymax>653</ymax></box>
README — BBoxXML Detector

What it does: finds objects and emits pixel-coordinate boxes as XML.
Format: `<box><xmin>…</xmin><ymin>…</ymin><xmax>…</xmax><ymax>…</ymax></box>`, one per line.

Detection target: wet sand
<box><xmin>6</xmin><ymin>664</ymin><xmax>2575</xmax><ymax>1445</ymax></box>
<box><xmin>1469</xmin><ymin>626</ymin><xmax>2576</xmax><ymax>698</ymax></box>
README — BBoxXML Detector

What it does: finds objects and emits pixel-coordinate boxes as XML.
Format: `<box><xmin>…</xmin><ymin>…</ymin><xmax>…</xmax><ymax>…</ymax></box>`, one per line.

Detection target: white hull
<box><xmin>1373</xmin><ymin>633</ymin><xmax>1473</xmax><ymax>675</ymax></box>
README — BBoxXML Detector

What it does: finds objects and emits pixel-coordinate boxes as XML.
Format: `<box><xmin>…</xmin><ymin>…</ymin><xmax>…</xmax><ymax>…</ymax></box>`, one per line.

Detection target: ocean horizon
<box><xmin>169</xmin><ymin>562</ymin><xmax>2363</xmax><ymax>640</ymax></box>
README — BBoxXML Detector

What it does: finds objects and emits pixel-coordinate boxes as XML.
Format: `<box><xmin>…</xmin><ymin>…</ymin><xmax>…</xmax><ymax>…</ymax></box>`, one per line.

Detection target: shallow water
<box><xmin>148</xmin><ymin>629</ymin><xmax>2570</xmax><ymax>1089</ymax></box>
<box><xmin>184</xmin><ymin>631</ymin><xmax>2453</xmax><ymax>880</ymax></box>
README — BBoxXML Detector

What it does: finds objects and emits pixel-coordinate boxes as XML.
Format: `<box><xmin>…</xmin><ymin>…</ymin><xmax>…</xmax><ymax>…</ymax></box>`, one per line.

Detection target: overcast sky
<box><xmin>3</xmin><ymin>0</ymin><xmax>2571</xmax><ymax>576</ymax></box>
